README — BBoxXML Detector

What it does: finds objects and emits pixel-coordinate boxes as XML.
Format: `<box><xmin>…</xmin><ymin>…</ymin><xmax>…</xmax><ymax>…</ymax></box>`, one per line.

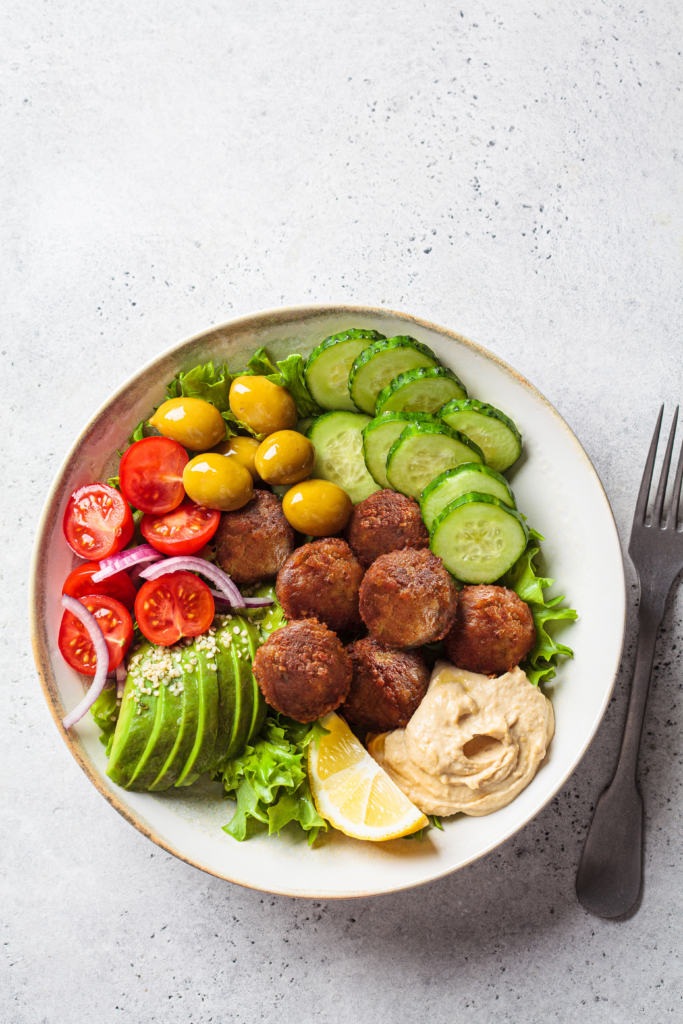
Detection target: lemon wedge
<box><xmin>308</xmin><ymin>713</ymin><xmax>428</xmax><ymax>841</ymax></box>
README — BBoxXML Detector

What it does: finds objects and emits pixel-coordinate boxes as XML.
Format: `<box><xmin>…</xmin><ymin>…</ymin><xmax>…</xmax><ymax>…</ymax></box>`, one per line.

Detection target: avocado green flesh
<box><xmin>105</xmin><ymin>615</ymin><xmax>265</xmax><ymax>792</ymax></box>
<box><xmin>127</xmin><ymin>679</ymin><xmax>182</xmax><ymax>791</ymax></box>
<box><xmin>176</xmin><ymin>647</ymin><xmax>219</xmax><ymax>787</ymax></box>
<box><xmin>226</xmin><ymin>618</ymin><xmax>261</xmax><ymax>758</ymax></box>
<box><xmin>148</xmin><ymin>648</ymin><xmax>201</xmax><ymax>791</ymax></box>
<box><xmin>106</xmin><ymin>644</ymin><xmax>159</xmax><ymax>789</ymax></box>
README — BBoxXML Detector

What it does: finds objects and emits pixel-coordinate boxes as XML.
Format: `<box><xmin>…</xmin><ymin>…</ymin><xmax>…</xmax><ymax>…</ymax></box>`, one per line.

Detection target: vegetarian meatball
<box><xmin>276</xmin><ymin>538</ymin><xmax>364</xmax><ymax>633</ymax></box>
<box><xmin>253</xmin><ymin>618</ymin><xmax>352</xmax><ymax>723</ymax></box>
<box><xmin>359</xmin><ymin>547</ymin><xmax>457</xmax><ymax>648</ymax></box>
<box><xmin>344</xmin><ymin>489</ymin><xmax>429</xmax><ymax>568</ymax></box>
<box><xmin>444</xmin><ymin>585</ymin><xmax>536</xmax><ymax>676</ymax></box>
<box><xmin>214</xmin><ymin>489</ymin><xmax>294</xmax><ymax>586</ymax></box>
<box><xmin>341</xmin><ymin>637</ymin><xmax>430</xmax><ymax>734</ymax></box>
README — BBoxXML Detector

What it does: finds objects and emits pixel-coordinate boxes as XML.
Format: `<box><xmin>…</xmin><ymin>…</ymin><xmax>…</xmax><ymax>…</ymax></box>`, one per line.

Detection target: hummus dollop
<box><xmin>368</xmin><ymin>660</ymin><xmax>554</xmax><ymax>816</ymax></box>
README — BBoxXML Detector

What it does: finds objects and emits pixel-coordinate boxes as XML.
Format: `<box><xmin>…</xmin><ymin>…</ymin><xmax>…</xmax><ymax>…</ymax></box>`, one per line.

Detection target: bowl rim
<box><xmin>29</xmin><ymin>302</ymin><xmax>626</xmax><ymax>898</ymax></box>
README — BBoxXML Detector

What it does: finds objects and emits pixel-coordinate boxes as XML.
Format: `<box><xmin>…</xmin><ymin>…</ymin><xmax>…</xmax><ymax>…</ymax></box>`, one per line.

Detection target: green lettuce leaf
<box><xmin>403</xmin><ymin>814</ymin><xmax>443</xmax><ymax>841</ymax></box>
<box><xmin>90</xmin><ymin>687</ymin><xmax>119</xmax><ymax>752</ymax></box>
<box><xmin>242</xmin><ymin>346</ymin><xmax>321</xmax><ymax>419</ymax></box>
<box><xmin>213</xmin><ymin>713</ymin><xmax>328</xmax><ymax>844</ymax></box>
<box><xmin>501</xmin><ymin>543</ymin><xmax>578</xmax><ymax>686</ymax></box>
<box><xmin>246</xmin><ymin>347</ymin><xmax>279</xmax><ymax>376</ymax></box>
<box><xmin>166</xmin><ymin>360</ymin><xmax>234</xmax><ymax>412</ymax></box>
<box><xmin>247</xmin><ymin>584</ymin><xmax>288</xmax><ymax>642</ymax></box>
<box><xmin>267</xmin><ymin>353</ymin><xmax>321</xmax><ymax>419</ymax></box>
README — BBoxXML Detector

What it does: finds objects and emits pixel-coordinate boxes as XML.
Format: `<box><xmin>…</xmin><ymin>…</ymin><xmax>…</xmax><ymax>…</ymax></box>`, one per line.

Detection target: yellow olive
<box><xmin>211</xmin><ymin>436</ymin><xmax>261</xmax><ymax>481</ymax></box>
<box><xmin>149</xmin><ymin>397</ymin><xmax>226</xmax><ymax>451</ymax></box>
<box><xmin>229</xmin><ymin>376</ymin><xmax>298</xmax><ymax>435</ymax></box>
<box><xmin>183</xmin><ymin>453</ymin><xmax>253</xmax><ymax>511</ymax></box>
<box><xmin>282</xmin><ymin>479</ymin><xmax>352</xmax><ymax>536</ymax></box>
<box><xmin>255</xmin><ymin>430</ymin><xmax>316</xmax><ymax>486</ymax></box>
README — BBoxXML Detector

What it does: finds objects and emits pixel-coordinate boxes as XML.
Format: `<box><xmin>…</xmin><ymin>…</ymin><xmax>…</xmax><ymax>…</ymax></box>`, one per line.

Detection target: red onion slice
<box><xmin>91</xmin><ymin>544</ymin><xmax>163</xmax><ymax>582</ymax></box>
<box><xmin>140</xmin><ymin>556</ymin><xmax>245</xmax><ymax>607</ymax></box>
<box><xmin>207</xmin><ymin>588</ymin><xmax>273</xmax><ymax>608</ymax></box>
<box><xmin>61</xmin><ymin>595</ymin><xmax>111</xmax><ymax>729</ymax></box>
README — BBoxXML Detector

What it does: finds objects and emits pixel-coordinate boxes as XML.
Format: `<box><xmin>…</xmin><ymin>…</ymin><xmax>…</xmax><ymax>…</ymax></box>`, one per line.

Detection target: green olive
<box><xmin>282</xmin><ymin>480</ymin><xmax>352</xmax><ymax>536</ymax></box>
<box><xmin>183</xmin><ymin>453</ymin><xmax>253</xmax><ymax>511</ymax></box>
<box><xmin>229</xmin><ymin>376</ymin><xmax>298</xmax><ymax>435</ymax></box>
<box><xmin>149</xmin><ymin>397</ymin><xmax>226</xmax><ymax>451</ymax></box>
<box><xmin>255</xmin><ymin>430</ymin><xmax>316</xmax><ymax>485</ymax></box>
<box><xmin>212</xmin><ymin>435</ymin><xmax>262</xmax><ymax>481</ymax></box>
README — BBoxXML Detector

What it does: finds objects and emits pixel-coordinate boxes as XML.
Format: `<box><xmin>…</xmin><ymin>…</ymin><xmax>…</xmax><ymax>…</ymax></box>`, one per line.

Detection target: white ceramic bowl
<box><xmin>30</xmin><ymin>305</ymin><xmax>625</xmax><ymax>898</ymax></box>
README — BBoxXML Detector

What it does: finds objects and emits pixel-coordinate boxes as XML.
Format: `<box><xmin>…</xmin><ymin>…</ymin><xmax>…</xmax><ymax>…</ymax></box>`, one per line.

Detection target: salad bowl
<box><xmin>30</xmin><ymin>304</ymin><xmax>625</xmax><ymax>899</ymax></box>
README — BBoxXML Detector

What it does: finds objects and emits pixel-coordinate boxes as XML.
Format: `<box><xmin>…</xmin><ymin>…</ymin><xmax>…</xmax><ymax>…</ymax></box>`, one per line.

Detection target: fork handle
<box><xmin>612</xmin><ymin>597</ymin><xmax>663</xmax><ymax>787</ymax></box>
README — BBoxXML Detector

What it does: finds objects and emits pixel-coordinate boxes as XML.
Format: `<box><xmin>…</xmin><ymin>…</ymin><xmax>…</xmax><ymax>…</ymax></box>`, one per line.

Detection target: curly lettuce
<box><xmin>501</xmin><ymin>537</ymin><xmax>577</xmax><ymax>686</ymax></box>
<box><xmin>212</xmin><ymin>715</ymin><xmax>328</xmax><ymax>844</ymax></box>
<box><xmin>164</xmin><ymin>349</ymin><xmax>320</xmax><ymax>440</ymax></box>
<box><xmin>90</xmin><ymin>687</ymin><xmax>119</xmax><ymax>755</ymax></box>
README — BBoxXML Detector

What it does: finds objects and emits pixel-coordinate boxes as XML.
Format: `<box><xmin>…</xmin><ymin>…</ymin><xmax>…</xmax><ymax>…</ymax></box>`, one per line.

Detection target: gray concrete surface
<box><xmin>2</xmin><ymin>1</ymin><xmax>682</xmax><ymax>1021</ymax></box>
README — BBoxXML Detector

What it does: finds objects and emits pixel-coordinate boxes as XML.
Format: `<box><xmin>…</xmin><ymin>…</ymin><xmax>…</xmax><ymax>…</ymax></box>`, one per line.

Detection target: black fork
<box><xmin>576</xmin><ymin>407</ymin><xmax>683</xmax><ymax>918</ymax></box>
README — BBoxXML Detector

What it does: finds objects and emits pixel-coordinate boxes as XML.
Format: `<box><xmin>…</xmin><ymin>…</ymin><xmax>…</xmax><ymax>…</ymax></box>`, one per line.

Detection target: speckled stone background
<box><xmin>2</xmin><ymin>1</ymin><xmax>683</xmax><ymax>1021</ymax></box>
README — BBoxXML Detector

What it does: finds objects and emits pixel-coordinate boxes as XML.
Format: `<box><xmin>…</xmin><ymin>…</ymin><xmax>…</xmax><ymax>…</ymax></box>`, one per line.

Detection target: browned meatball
<box><xmin>444</xmin><ymin>585</ymin><xmax>536</xmax><ymax>675</ymax></box>
<box><xmin>253</xmin><ymin>618</ymin><xmax>352</xmax><ymax>723</ymax></box>
<box><xmin>276</xmin><ymin>538</ymin><xmax>364</xmax><ymax>633</ymax></box>
<box><xmin>359</xmin><ymin>547</ymin><xmax>457</xmax><ymax>648</ymax></box>
<box><xmin>214</xmin><ymin>489</ymin><xmax>294</xmax><ymax>586</ymax></box>
<box><xmin>344</xmin><ymin>489</ymin><xmax>429</xmax><ymax>568</ymax></box>
<box><xmin>341</xmin><ymin>637</ymin><xmax>430</xmax><ymax>734</ymax></box>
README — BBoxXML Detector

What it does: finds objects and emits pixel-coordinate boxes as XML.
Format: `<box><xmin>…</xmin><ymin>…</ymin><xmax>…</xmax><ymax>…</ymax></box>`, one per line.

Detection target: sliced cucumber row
<box><xmin>386</xmin><ymin>421</ymin><xmax>484</xmax><ymax>500</ymax></box>
<box><xmin>430</xmin><ymin>493</ymin><xmax>529</xmax><ymax>583</ymax></box>
<box><xmin>307</xmin><ymin>411</ymin><xmax>380</xmax><ymax>504</ymax></box>
<box><xmin>420</xmin><ymin>463</ymin><xmax>516</xmax><ymax>532</ymax></box>
<box><xmin>362</xmin><ymin>411</ymin><xmax>436</xmax><ymax>490</ymax></box>
<box><xmin>375</xmin><ymin>365</ymin><xmax>467</xmax><ymax>416</ymax></box>
<box><xmin>305</xmin><ymin>328</ymin><xmax>386</xmax><ymax>411</ymax></box>
<box><xmin>349</xmin><ymin>336</ymin><xmax>440</xmax><ymax>415</ymax></box>
<box><xmin>439</xmin><ymin>398</ymin><xmax>522</xmax><ymax>473</ymax></box>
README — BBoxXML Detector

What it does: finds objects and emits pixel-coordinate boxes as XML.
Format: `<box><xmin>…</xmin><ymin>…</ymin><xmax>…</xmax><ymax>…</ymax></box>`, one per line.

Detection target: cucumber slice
<box><xmin>362</xmin><ymin>411</ymin><xmax>436</xmax><ymax>489</ymax></box>
<box><xmin>440</xmin><ymin>399</ymin><xmax>522</xmax><ymax>473</ymax></box>
<box><xmin>420</xmin><ymin>463</ymin><xmax>516</xmax><ymax>532</ymax></box>
<box><xmin>305</xmin><ymin>329</ymin><xmax>386</xmax><ymax>411</ymax></box>
<box><xmin>307</xmin><ymin>411</ymin><xmax>380</xmax><ymax>504</ymax></box>
<box><xmin>375</xmin><ymin>366</ymin><xmax>467</xmax><ymax>416</ymax></box>
<box><xmin>430</xmin><ymin>492</ymin><xmax>529</xmax><ymax>583</ymax></box>
<box><xmin>386</xmin><ymin>422</ymin><xmax>484</xmax><ymax>500</ymax></box>
<box><xmin>349</xmin><ymin>337</ymin><xmax>440</xmax><ymax>415</ymax></box>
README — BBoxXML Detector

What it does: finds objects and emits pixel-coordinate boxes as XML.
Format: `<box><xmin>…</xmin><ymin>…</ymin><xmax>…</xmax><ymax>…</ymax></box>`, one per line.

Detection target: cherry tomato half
<box><xmin>135</xmin><ymin>571</ymin><xmax>215</xmax><ymax>646</ymax></box>
<box><xmin>62</xmin><ymin>561</ymin><xmax>137</xmax><ymax>610</ymax></box>
<box><xmin>118</xmin><ymin>437</ymin><xmax>188</xmax><ymax>515</ymax></box>
<box><xmin>58</xmin><ymin>594</ymin><xmax>133</xmax><ymax>676</ymax></box>
<box><xmin>63</xmin><ymin>483</ymin><xmax>134</xmax><ymax>560</ymax></box>
<box><xmin>140</xmin><ymin>498</ymin><xmax>220</xmax><ymax>556</ymax></box>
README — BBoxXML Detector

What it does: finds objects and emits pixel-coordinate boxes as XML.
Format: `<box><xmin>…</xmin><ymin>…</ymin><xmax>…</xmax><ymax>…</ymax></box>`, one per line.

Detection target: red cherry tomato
<box><xmin>119</xmin><ymin>437</ymin><xmax>188</xmax><ymax>515</ymax></box>
<box><xmin>135</xmin><ymin>571</ymin><xmax>215</xmax><ymax>646</ymax></box>
<box><xmin>62</xmin><ymin>561</ymin><xmax>137</xmax><ymax>610</ymax></box>
<box><xmin>140</xmin><ymin>498</ymin><xmax>220</xmax><ymax>556</ymax></box>
<box><xmin>63</xmin><ymin>483</ymin><xmax>134</xmax><ymax>560</ymax></box>
<box><xmin>58</xmin><ymin>595</ymin><xmax>133</xmax><ymax>676</ymax></box>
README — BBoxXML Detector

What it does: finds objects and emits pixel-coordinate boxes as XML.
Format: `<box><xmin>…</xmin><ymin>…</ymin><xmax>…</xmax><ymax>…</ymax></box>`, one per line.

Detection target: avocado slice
<box><xmin>106</xmin><ymin>642</ymin><xmax>159</xmax><ymax>789</ymax></box>
<box><xmin>175</xmin><ymin>638</ymin><xmax>219</xmax><ymax>787</ymax></box>
<box><xmin>244</xmin><ymin>618</ymin><xmax>267</xmax><ymax>743</ymax></box>
<box><xmin>206</xmin><ymin>618</ymin><xmax>240</xmax><ymax>771</ymax></box>
<box><xmin>148</xmin><ymin>644</ymin><xmax>202</xmax><ymax>790</ymax></box>
<box><xmin>220</xmin><ymin>616</ymin><xmax>260</xmax><ymax>759</ymax></box>
<box><xmin>126</xmin><ymin>645</ymin><xmax>189</xmax><ymax>791</ymax></box>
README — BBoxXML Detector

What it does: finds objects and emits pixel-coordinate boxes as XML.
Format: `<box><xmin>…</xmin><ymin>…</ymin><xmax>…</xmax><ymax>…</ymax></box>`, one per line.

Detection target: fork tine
<box><xmin>652</xmin><ymin>407</ymin><xmax>679</xmax><ymax>527</ymax></box>
<box><xmin>634</xmin><ymin>406</ymin><xmax>664</xmax><ymax>525</ymax></box>
<box><xmin>670</xmin><ymin>419</ymin><xmax>683</xmax><ymax>529</ymax></box>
